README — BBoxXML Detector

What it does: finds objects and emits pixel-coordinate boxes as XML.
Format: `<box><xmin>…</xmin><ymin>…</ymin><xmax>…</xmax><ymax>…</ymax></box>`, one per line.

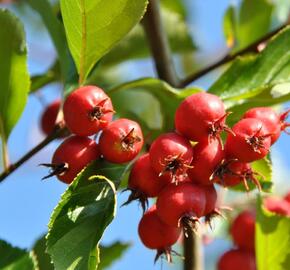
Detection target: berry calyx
<box><xmin>41</xmin><ymin>136</ymin><xmax>99</xmax><ymax>184</ymax></box>
<box><xmin>149</xmin><ymin>133</ymin><xmax>193</xmax><ymax>184</ymax></box>
<box><xmin>212</xmin><ymin>160</ymin><xmax>262</xmax><ymax>191</ymax></box>
<box><xmin>99</xmin><ymin>118</ymin><xmax>144</xmax><ymax>163</ymax></box>
<box><xmin>243</xmin><ymin>107</ymin><xmax>290</xmax><ymax>144</ymax></box>
<box><xmin>225</xmin><ymin>118</ymin><xmax>271</xmax><ymax>162</ymax></box>
<box><xmin>156</xmin><ymin>182</ymin><xmax>206</xmax><ymax>236</ymax></box>
<box><xmin>40</xmin><ymin>100</ymin><xmax>63</xmax><ymax>136</ymax></box>
<box><xmin>230</xmin><ymin>210</ymin><xmax>255</xmax><ymax>251</ymax></box>
<box><xmin>138</xmin><ymin>205</ymin><xmax>181</xmax><ymax>263</ymax></box>
<box><xmin>175</xmin><ymin>92</ymin><xmax>230</xmax><ymax>142</ymax></box>
<box><xmin>188</xmin><ymin>138</ymin><xmax>224</xmax><ymax>185</ymax></box>
<box><xmin>123</xmin><ymin>153</ymin><xmax>168</xmax><ymax>211</ymax></box>
<box><xmin>63</xmin><ymin>85</ymin><xmax>114</xmax><ymax>136</ymax></box>
<box><xmin>218</xmin><ymin>249</ymin><xmax>256</xmax><ymax>270</ymax></box>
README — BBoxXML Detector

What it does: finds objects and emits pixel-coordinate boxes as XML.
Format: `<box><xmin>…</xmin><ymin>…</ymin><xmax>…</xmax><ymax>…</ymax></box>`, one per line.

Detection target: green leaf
<box><xmin>256</xmin><ymin>196</ymin><xmax>290</xmax><ymax>270</ymax></box>
<box><xmin>0</xmin><ymin>9</ymin><xmax>30</xmax><ymax>140</ymax></box>
<box><xmin>47</xmin><ymin>160</ymin><xmax>129</xmax><ymax>270</ymax></box>
<box><xmin>107</xmin><ymin>78</ymin><xmax>201</xmax><ymax>136</ymax></box>
<box><xmin>32</xmin><ymin>235</ymin><xmax>54</xmax><ymax>270</ymax></box>
<box><xmin>26</xmin><ymin>0</ymin><xmax>71</xmax><ymax>80</ymax></box>
<box><xmin>222</xmin><ymin>0</ymin><xmax>273</xmax><ymax>51</ymax></box>
<box><xmin>161</xmin><ymin>0</ymin><xmax>187</xmax><ymax>19</ymax></box>
<box><xmin>209</xmin><ymin>26</ymin><xmax>290</xmax><ymax>103</ymax></box>
<box><xmin>60</xmin><ymin>0</ymin><xmax>149</xmax><ymax>84</ymax></box>
<box><xmin>0</xmin><ymin>240</ymin><xmax>34</xmax><ymax>270</ymax></box>
<box><xmin>98</xmin><ymin>242</ymin><xmax>131</xmax><ymax>270</ymax></box>
<box><xmin>237</xmin><ymin>0</ymin><xmax>273</xmax><ymax>50</ymax></box>
<box><xmin>30</xmin><ymin>62</ymin><xmax>61</xmax><ymax>93</ymax></box>
<box><xmin>223</xmin><ymin>5</ymin><xmax>236</xmax><ymax>48</ymax></box>
<box><xmin>101</xmin><ymin>7</ymin><xmax>196</xmax><ymax>68</ymax></box>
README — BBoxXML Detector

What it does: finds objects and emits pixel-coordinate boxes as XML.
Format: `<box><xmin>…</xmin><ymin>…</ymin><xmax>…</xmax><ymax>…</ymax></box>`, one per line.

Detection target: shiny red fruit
<box><xmin>264</xmin><ymin>197</ymin><xmax>290</xmax><ymax>217</ymax></box>
<box><xmin>175</xmin><ymin>92</ymin><xmax>228</xmax><ymax>142</ymax></box>
<box><xmin>243</xmin><ymin>107</ymin><xmax>281</xmax><ymax>144</ymax></box>
<box><xmin>203</xmin><ymin>184</ymin><xmax>217</xmax><ymax>216</ymax></box>
<box><xmin>124</xmin><ymin>153</ymin><xmax>168</xmax><ymax>211</ymax></box>
<box><xmin>41</xmin><ymin>100</ymin><xmax>61</xmax><ymax>136</ymax></box>
<box><xmin>149</xmin><ymin>133</ymin><xmax>193</xmax><ymax>184</ymax></box>
<box><xmin>156</xmin><ymin>183</ymin><xmax>206</xmax><ymax>228</ymax></box>
<box><xmin>138</xmin><ymin>205</ymin><xmax>181</xmax><ymax>251</ymax></box>
<box><xmin>213</xmin><ymin>160</ymin><xmax>261</xmax><ymax>191</ymax></box>
<box><xmin>218</xmin><ymin>249</ymin><xmax>256</xmax><ymax>270</ymax></box>
<box><xmin>284</xmin><ymin>191</ymin><xmax>290</xmax><ymax>204</ymax></box>
<box><xmin>188</xmin><ymin>139</ymin><xmax>224</xmax><ymax>185</ymax></box>
<box><xmin>230</xmin><ymin>210</ymin><xmax>256</xmax><ymax>251</ymax></box>
<box><xmin>225</xmin><ymin>118</ymin><xmax>271</xmax><ymax>162</ymax></box>
<box><xmin>63</xmin><ymin>85</ymin><xmax>114</xmax><ymax>136</ymax></box>
<box><xmin>99</xmin><ymin>118</ymin><xmax>143</xmax><ymax>163</ymax></box>
<box><xmin>47</xmin><ymin>136</ymin><xmax>99</xmax><ymax>184</ymax></box>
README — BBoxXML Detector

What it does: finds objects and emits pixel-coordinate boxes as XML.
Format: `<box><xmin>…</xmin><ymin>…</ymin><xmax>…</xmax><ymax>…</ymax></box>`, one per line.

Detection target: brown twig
<box><xmin>0</xmin><ymin>126</ymin><xmax>67</xmax><ymax>183</ymax></box>
<box><xmin>142</xmin><ymin>0</ymin><xmax>179</xmax><ymax>87</ymax></box>
<box><xmin>179</xmin><ymin>24</ymin><xmax>288</xmax><ymax>88</ymax></box>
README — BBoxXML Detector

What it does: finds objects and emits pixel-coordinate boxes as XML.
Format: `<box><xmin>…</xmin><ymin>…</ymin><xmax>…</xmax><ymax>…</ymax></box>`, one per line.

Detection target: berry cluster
<box><xmin>218</xmin><ymin>210</ymin><xmax>256</xmax><ymax>270</ymax></box>
<box><xmin>123</xmin><ymin>92</ymin><xmax>289</xmax><ymax>261</ymax></box>
<box><xmin>42</xmin><ymin>85</ymin><xmax>144</xmax><ymax>184</ymax></box>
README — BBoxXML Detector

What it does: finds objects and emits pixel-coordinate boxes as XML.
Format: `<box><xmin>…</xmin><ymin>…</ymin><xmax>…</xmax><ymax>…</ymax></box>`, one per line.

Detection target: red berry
<box><xmin>264</xmin><ymin>197</ymin><xmax>290</xmax><ymax>217</ymax></box>
<box><xmin>203</xmin><ymin>184</ymin><xmax>217</xmax><ymax>216</ymax></box>
<box><xmin>225</xmin><ymin>118</ymin><xmax>271</xmax><ymax>162</ymax></box>
<box><xmin>213</xmin><ymin>160</ymin><xmax>261</xmax><ymax>191</ymax></box>
<box><xmin>284</xmin><ymin>191</ymin><xmax>290</xmax><ymax>203</ymax></box>
<box><xmin>156</xmin><ymin>182</ymin><xmax>206</xmax><ymax>234</ymax></box>
<box><xmin>41</xmin><ymin>100</ymin><xmax>61</xmax><ymax>136</ymax></box>
<box><xmin>243</xmin><ymin>107</ymin><xmax>280</xmax><ymax>144</ymax></box>
<box><xmin>149</xmin><ymin>133</ymin><xmax>193</xmax><ymax>184</ymax></box>
<box><xmin>218</xmin><ymin>249</ymin><xmax>256</xmax><ymax>270</ymax></box>
<box><xmin>138</xmin><ymin>205</ymin><xmax>181</xmax><ymax>262</ymax></box>
<box><xmin>175</xmin><ymin>92</ymin><xmax>229</xmax><ymax>141</ymax></box>
<box><xmin>99</xmin><ymin>118</ymin><xmax>143</xmax><ymax>163</ymax></box>
<box><xmin>42</xmin><ymin>136</ymin><xmax>99</xmax><ymax>184</ymax></box>
<box><xmin>243</xmin><ymin>107</ymin><xmax>290</xmax><ymax>144</ymax></box>
<box><xmin>188</xmin><ymin>139</ymin><xmax>224</xmax><ymax>185</ymax></box>
<box><xmin>230</xmin><ymin>210</ymin><xmax>255</xmax><ymax>251</ymax></box>
<box><xmin>63</xmin><ymin>85</ymin><xmax>114</xmax><ymax>136</ymax></box>
<box><xmin>123</xmin><ymin>153</ymin><xmax>168</xmax><ymax>211</ymax></box>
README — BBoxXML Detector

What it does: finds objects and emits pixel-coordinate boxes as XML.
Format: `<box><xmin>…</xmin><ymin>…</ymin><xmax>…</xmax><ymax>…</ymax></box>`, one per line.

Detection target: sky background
<box><xmin>0</xmin><ymin>1</ymin><xmax>289</xmax><ymax>270</ymax></box>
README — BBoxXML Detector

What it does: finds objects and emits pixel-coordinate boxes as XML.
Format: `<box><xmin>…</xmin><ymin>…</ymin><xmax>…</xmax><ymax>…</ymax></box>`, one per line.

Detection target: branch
<box><xmin>183</xmin><ymin>230</ymin><xmax>204</xmax><ymax>270</ymax></box>
<box><xmin>0</xmin><ymin>126</ymin><xmax>67</xmax><ymax>183</ymax></box>
<box><xmin>179</xmin><ymin>24</ymin><xmax>288</xmax><ymax>88</ymax></box>
<box><xmin>142</xmin><ymin>0</ymin><xmax>179</xmax><ymax>87</ymax></box>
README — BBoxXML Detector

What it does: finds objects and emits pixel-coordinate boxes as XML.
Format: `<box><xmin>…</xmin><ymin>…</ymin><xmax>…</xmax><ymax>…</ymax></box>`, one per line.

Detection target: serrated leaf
<box><xmin>107</xmin><ymin>78</ymin><xmax>201</xmax><ymax>135</ymax></box>
<box><xmin>223</xmin><ymin>5</ymin><xmax>236</xmax><ymax>48</ymax></box>
<box><xmin>98</xmin><ymin>242</ymin><xmax>131</xmax><ymax>270</ymax></box>
<box><xmin>0</xmin><ymin>240</ymin><xmax>34</xmax><ymax>270</ymax></box>
<box><xmin>100</xmin><ymin>7</ymin><xmax>196</xmax><ymax>68</ymax></box>
<box><xmin>209</xmin><ymin>26</ymin><xmax>290</xmax><ymax>103</ymax></box>
<box><xmin>237</xmin><ymin>0</ymin><xmax>273</xmax><ymax>50</ymax></box>
<box><xmin>0</xmin><ymin>9</ymin><xmax>30</xmax><ymax>140</ymax></box>
<box><xmin>32</xmin><ymin>235</ymin><xmax>54</xmax><ymax>270</ymax></box>
<box><xmin>47</xmin><ymin>160</ymin><xmax>129</xmax><ymax>270</ymax></box>
<box><xmin>256</xmin><ymin>196</ymin><xmax>290</xmax><ymax>270</ymax></box>
<box><xmin>60</xmin><ymin>0</ymin><xmax>149</xmax><ymax>84</ymax></box>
